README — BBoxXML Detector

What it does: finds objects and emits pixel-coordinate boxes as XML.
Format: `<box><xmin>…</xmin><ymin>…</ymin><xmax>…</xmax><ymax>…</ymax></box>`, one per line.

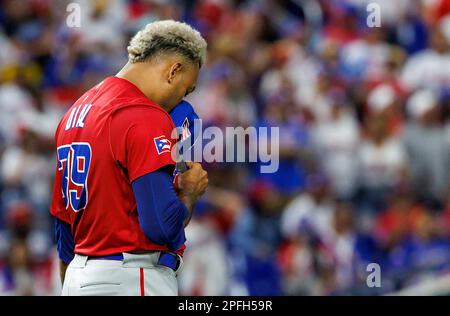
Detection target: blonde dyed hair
<box><xmin>127</xmin><ymin>20</ymin><xmax>207</xmax><ymax>67</ymax></box>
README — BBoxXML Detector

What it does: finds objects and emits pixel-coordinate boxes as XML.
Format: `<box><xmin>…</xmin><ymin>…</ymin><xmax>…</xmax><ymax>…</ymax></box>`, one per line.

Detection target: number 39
<box><xmin>57</xmin><ymin>142</ymin><xmax>92</xmax><ymax>212</ymax></box>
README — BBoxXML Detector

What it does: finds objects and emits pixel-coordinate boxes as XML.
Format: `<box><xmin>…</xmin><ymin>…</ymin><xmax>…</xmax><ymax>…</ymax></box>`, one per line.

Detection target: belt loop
<box><xmin>70</xmin><ymin>254</ymin><xmax>88</xmax><ymax>268</ymax></box>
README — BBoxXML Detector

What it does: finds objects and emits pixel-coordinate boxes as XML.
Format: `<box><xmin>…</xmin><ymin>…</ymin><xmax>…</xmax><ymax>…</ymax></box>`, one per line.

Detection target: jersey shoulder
<box><xmin>112</xmin><ymin>102</ymin><xmax>175</xmax><ymax>131</ymax></box>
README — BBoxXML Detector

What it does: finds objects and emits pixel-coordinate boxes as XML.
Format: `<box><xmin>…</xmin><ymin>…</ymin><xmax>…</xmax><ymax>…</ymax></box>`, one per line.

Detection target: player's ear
<box><xmin>167</xmin><ymin>62</ymin><xmax>182</xmax><ymax>84</ymax></box>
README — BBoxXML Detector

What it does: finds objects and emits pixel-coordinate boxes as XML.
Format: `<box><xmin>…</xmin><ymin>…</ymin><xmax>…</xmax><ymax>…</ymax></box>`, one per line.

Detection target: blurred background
<box><xmin>0</xmin><ymin>0</ymin><xmax>449</xmax><ymax>296</ymax></box>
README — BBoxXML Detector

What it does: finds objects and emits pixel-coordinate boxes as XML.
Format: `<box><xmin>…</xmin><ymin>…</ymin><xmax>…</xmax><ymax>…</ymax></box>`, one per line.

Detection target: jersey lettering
<box><xmin>65</xmin><ymin>103</ymin><xmax>93</xmax><ymax>130</ymax></box>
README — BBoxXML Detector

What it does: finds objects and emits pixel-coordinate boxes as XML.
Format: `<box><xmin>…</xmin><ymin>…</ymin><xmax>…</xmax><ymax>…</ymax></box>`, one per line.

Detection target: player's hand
<box><xmin>177</xmin><ymin>162</ymin><xmax>208</xmax><ymax>203</ymax></box>
<box><xmin>177</xmin><ymin>162</ymin><xmax>208</xmax><ymax>227</ymax></box>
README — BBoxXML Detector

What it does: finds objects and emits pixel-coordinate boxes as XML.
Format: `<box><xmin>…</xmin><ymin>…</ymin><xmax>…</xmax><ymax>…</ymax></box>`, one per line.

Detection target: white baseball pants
<box><xmin>61</xmin><ymin>252</ymin><xmax>181</xmax><ymax>296</ymax></box>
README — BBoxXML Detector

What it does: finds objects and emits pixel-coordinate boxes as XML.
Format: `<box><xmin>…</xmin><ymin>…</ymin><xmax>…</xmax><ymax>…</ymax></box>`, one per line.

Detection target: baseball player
<box><xmin>50</xmin><ymin>20</ymin><xmax>208</xmax><ymax>296</ymax></box>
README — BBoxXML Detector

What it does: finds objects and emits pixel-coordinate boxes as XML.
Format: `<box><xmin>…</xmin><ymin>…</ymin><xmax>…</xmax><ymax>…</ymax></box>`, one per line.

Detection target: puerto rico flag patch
<box><xmin>181</xmin><ymin>117</ymin><xmax>191</xmax><ymax>141</ymax></box>
<box><xmin>154</xmin><ymin>135</ymin><xmax>172</xmax><ymax>155</ymax></box>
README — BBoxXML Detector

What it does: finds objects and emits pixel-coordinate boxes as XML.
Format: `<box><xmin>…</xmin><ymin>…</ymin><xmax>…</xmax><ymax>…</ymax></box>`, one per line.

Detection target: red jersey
<box><xmin>50</xmin><ymin>76</ymin><xmax>185</xmax><ymax>256</ymax></box>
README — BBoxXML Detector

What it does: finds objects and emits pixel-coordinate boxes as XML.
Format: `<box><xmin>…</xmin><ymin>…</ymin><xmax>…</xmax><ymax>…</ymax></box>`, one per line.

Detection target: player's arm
<box><xmin>54</xmin><ymin>217</ymin><xmax>75</xmax><ymax>285</ymax></box>
<box><xmin>132</xmin><ymin>166</ymin><xmax>189</xmax><ymax>251</ymax></box>
<box><xmin>175</xmin><ymin>161</ymin><xmax>208</xmax><ymax>226</ymax></box>
<box><xmin>132</xmin><ymin>162</ymin><xmax>207</xmax><ymax>251</ymax></box>
<box><xmin>132</xmin><ymin>163</ymin><xmax>207</xmax><ymax>253</ymax></box>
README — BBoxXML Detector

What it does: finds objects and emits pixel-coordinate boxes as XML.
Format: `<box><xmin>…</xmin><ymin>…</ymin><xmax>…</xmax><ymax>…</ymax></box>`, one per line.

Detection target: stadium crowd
<box><xmin>0</xmin><ymin>0</ymin><xmax>449</xmax><ymax>295</ymax></box>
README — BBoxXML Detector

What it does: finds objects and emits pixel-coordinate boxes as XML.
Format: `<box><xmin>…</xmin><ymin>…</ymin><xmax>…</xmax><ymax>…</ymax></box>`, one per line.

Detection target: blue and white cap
<box><xmin>169</xmin><ymin>100</ymin><xmax>202</xmax><ymax>172</ymax></box>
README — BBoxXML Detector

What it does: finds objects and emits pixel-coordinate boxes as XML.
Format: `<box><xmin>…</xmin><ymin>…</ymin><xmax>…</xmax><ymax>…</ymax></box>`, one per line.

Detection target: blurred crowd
<box><xmin>0</xmin><ymin>0</ymin><xmax>449</xmax><ymax>295</ymax></box>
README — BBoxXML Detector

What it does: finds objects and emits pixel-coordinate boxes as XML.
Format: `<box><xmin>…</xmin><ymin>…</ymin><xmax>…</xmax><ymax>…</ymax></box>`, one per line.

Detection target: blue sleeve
<box><xmin>54</xmin><ymin>217</ymin><xmax>75</xmax><ymax>264</ymax></box>
<box><xmin>132</xmin><ymin>167</ymin><xmax>189</xmax><ymax>252</ymax></box>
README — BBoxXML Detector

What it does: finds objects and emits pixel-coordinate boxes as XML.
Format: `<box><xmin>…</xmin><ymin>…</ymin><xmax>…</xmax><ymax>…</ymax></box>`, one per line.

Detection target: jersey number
<box><xmin>57</xmin><ymin>143</ymin><xmax>92</xmax><ymax>212</ymax></box>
